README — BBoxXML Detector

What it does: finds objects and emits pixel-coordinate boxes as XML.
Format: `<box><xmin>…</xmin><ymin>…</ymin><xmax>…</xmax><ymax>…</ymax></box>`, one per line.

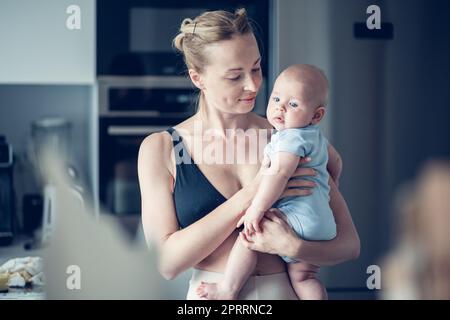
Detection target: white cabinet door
<box><xmin>0</xmin><ymin>0</ymin><xmax>95</xmax><ymax>84</ymax></box>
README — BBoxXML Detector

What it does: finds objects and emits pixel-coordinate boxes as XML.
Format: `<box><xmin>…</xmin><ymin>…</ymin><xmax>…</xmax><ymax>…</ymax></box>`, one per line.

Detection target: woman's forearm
<box><xmin>159</xmin><ymin>186</ymin><xmax>254</xmax><ymax>279</ymax></box>
<box><xmin>286</xmin><ymin>179</ymin><xmax>360</xmax><ymax>266</ymax></box>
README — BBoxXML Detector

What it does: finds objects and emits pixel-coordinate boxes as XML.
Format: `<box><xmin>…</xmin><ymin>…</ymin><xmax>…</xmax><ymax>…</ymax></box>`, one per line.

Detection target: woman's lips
<box><xmin>239</xmin><ymin>97</ymin><xmax>256</xmax><ymax>104</ymax></box>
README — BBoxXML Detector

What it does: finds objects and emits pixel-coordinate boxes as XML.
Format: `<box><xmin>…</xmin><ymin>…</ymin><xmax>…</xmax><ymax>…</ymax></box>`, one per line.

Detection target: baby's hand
<box><xmin>237</xmin><ymin>206</ymin><xmax>265</xmax><ymax>234</ymax></box>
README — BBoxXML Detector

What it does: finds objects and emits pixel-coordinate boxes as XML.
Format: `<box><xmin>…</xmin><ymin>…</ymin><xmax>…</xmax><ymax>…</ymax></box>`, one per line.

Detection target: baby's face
<box><xmin>267</xmin><ymin>74</ymin><xmax>322</xmax><ymax>131</ymax></box>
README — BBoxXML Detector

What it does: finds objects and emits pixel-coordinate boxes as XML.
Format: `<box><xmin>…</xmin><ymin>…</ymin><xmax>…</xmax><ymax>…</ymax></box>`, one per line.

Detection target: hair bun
<box><xmin>181</xmin><ymin>18</ymin><xmax>195</xmax><ymax>33</ymax></box>
<box><xmin>172</xmin><ymin>32</ymin><xmax>184</xmax><ymax>53</ymax></box>
<box><xmin>172</xmin><ymin>9</ymin><xmax>253</xmax><ymax>72</ymax></box>
<box><xmin>173</xmin><ymin>18</ymin><xmax>195</xmax><ymax>52</ymax></box>
<box><xmin>235</xmin><ymin>8</ymin><xmax>247</xmax><ymax>17</ymax></box>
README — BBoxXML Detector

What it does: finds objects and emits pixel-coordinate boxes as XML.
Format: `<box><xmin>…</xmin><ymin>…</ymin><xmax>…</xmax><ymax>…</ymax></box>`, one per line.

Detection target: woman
<box><xmin>138</xmin><ymin>8</ymin><xmax>360</xmax><ymax>300</ymax></box>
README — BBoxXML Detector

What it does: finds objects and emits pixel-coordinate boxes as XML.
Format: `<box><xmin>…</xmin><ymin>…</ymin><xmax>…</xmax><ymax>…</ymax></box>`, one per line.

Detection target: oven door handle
<box><xmin>107</xmin><ymin>125</ymin><xmax>170</xmax><ymax>136</ymax></box>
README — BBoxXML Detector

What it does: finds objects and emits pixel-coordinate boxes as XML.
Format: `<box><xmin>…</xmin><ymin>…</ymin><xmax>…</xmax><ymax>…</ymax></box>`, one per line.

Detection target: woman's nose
<box><xmin>243</xmin><ymin>75</ymin><xmax>258</xmax><ymax>92</ymax></box>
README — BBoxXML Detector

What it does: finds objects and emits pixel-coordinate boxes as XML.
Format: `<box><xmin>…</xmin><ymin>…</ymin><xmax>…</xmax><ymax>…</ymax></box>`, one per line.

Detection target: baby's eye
<box><xmin>272</xmin><ymin>96</ymin><xmax>280</xmax><ymax>103</ymax></box>
<box><xmin>289</xmin><ymin>101</ymin><xmax>298</xmax><ymax>108</ymax></box>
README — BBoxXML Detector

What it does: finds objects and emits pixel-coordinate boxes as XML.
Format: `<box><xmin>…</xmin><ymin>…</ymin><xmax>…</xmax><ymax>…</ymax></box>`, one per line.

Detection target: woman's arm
<box><xmin>240</xmin><ymin>178</ymin><xmax>360</xmax><ymax>266</ymax></box>
<box><xmin>327</xmin><ymin>143</ymin><xmax>343</xmax><ymax>187</ymax></box>
<box><xmin>139</xmin><ymin>132</ymin><xmax>254</xmax><ymax>279</ymax></box>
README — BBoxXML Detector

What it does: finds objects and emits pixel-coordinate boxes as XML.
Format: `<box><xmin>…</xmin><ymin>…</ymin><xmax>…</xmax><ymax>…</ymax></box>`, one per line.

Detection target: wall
<box><xmin>382</xmin><ymin>0</ymin><xmax>450</xmax><ymax>238</ymax></box>
<box><xmin>270</xmin><ymin>0</ymin><xmax>333</xmax><ymax>138</ymax></box>
<box><xmin>327</xmin><ymin>0</ymin><xmax>387</xmax><ymax>290</ymax></box>
<box><xmin>0</xmin><ymin>0</ymin><xmax>95</xmax><ymax>84</ymax></box>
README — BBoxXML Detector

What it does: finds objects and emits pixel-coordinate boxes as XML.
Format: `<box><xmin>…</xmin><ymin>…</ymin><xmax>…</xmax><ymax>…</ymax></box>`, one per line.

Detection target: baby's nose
<box><xmin>276</xmin><ymin>103</ymin><xmax>286</xmax><ymax>112</ymax></box>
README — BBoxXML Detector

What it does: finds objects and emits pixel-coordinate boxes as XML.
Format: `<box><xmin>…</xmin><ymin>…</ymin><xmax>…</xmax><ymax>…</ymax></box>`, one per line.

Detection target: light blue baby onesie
<box><xmin>264</xmin><ymin>125</ymin><xmax>337</xmax><ymax>263</ymax></box>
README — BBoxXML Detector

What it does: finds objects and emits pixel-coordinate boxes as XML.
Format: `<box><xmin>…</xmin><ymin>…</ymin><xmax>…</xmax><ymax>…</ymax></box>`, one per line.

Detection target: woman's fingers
<box><xmin>243</xmin><ymin>223</ymin><xmax>249</xmax><ymax>237</ymax></box>
<box><xmin>292</xmin><ymin>167</ymin><xmax>316</xmax><ymax>177</ymax></box>
<box><xmin>246</xmin><ymin>223</ymin><xmax>252</xmax><ymax>235</ymax></box>
<box><xmin>286</xmin><ymin>179</ymin><xmax>316</xmax><ymax>188</ymax></box>
<box><xmin>298</xmin><ymin>156</ymin><xmax>312</xmax><ymax>166</ymax></box>
<box><xmin>266</xmin><ymin>209</ymin><xmax>288</xmax><ymax>223</ymax></box>
<box><xmin>245</xmin><ymin>227</ymin><xmax>250</xmax><ymax>238</ymax></box>
<box><xmin>245</xmin><ymin>223</ymin><xmax>255</xmax><ymax>238</ymax></box>
<box><xmin>280</xmin><ymin>188</ymin><xmax>312</xmax><ymax>199</ymax></box>
<box><xmin>261</xmin><ymin>214</ymin><xmax>282</xmax><ymax>227</ymax></box>
<box><xmin>253</xmin><ymin>221</ymin><xmax>261</xmax><ymax>233</ymax></box>
<box><xmin>239</xmin><ymin>232</ymin><xmax>255</xmax><ymax>250</ymax></box>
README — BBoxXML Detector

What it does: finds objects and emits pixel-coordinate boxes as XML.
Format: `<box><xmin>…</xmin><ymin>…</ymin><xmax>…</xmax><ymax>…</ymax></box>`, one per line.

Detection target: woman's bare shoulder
<box><xmin>140</xmin><ymin>114</ymin><xmax>194</xmax><ymax>155</ymax></box>
<box><xmin>140</xmin><ymin>130</ymin><xmax>172</xmax><ymax>150</ymax></box>
<box><xmin>139</xmin><ymin>130</ymin><xmax>173</xmax><ymax>166</ymax></box>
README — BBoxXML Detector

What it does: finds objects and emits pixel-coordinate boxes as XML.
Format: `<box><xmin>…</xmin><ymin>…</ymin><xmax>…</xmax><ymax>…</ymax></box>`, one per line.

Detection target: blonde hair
<box><xmin>172</xmin><ymin>8</ymin><xmax>253</xmax><ymax>73</ymax></box>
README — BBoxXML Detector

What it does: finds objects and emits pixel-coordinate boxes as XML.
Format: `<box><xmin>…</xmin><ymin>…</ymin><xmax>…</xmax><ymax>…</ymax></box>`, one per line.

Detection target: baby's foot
<box><xmin>196</xmin><ymin>282</ymin><xmax>237</xmax><ymax>300</ymax></box>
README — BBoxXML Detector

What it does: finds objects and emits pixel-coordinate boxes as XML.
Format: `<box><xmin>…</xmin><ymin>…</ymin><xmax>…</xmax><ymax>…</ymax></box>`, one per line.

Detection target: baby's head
<box><xmin>267</xmin><ymin>64</ymin><xmax>329</xmax><ymax>130</ymax></box>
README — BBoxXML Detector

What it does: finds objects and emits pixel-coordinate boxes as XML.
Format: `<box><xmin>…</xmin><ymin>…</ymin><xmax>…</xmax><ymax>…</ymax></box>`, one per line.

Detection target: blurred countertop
<box><xmin>0</xmin><ymin>236</ymin><xmax>45</xmax><ymax>300</ymax></box>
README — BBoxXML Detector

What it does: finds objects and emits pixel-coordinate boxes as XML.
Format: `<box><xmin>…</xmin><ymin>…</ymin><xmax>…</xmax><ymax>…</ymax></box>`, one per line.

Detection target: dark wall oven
<box><xmin>99</xmin><ymin>77</ymin><xmax>195</xmax><ymax>216</ymax></box>
<box><xmin>97</xmin><ymin>0</ymin><xmax>269</xmax><ymax>77</ymax></box>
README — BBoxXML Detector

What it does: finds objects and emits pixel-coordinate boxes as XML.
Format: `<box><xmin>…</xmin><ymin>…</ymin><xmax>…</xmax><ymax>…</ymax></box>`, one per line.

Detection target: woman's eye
<box><xmin>227</xmin><ymin>75</ymin><xmax>241</xmax><ymax>81</ymax></box>
<box><xmin>272</xmin><ymin>97</ymin><xmax>280</xmax><ymax>102</ymax></box>
<box><xmin>289</xmin><ymin>102</ymin><xmax>298</xmax><ymax>108</ymax></box>
<box><xmin>252</xmin><ymin>68</ymin><xmax>261</xmax><ymax>73</ymax></box>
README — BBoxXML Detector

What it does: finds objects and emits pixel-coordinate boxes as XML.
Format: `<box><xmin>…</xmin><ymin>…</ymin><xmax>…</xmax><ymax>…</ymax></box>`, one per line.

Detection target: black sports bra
<box><xmin>166</xmin><ymin>127</ymin><xmax>227</xmax><ymax>228</ymax></box>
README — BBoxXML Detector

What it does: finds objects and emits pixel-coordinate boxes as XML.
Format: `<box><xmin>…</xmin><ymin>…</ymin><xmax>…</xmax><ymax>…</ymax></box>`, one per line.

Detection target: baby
<box><xmin>197</xmin><ymin>64</ymin><xmax>337</xmax><ymax>300</ymax></box>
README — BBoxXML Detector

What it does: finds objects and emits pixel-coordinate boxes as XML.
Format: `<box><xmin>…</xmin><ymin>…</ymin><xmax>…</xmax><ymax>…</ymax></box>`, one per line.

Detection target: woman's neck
<box><xmin>196</xmin><ymin>101</ymin><xmax>252</xmax><ymax>137</ymax></box>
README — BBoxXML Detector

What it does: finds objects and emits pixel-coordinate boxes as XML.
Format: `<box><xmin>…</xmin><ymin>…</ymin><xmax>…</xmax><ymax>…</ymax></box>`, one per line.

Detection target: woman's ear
<box><xmin>188</xmin><ymin>69</ymin><xmax>205</xmax><ymax>90</ymax></box>
<box><xmin>311</xmin><ymin>106</ymin><xmax>325</xmax><ymax>125</ymax></box>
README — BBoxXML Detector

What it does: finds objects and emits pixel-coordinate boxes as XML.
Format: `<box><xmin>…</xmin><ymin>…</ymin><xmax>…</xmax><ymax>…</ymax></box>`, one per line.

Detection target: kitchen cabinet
<box><xmin>0</xmin><ymin>0</ymin><xmax>95</xmax><ymax>84</ymax></box>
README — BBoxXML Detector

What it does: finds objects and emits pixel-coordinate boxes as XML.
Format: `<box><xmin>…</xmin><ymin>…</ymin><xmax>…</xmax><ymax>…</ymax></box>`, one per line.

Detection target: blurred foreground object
<box><xmin>382</xmin><ymin>160</ymin><xmax>450</xmax><ymax>299</ymax></box>
<box><xmin>40</xmin><ymin>150</ymin><xmax>173</xmax><ymax>299</ymax></box>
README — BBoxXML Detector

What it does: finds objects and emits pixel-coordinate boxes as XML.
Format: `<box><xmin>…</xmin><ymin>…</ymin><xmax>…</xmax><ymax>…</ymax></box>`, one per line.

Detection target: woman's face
<box><xmin>199</xmin><ymin>33</ymin><xmax>262</xmax><ymax>115</ymax></box>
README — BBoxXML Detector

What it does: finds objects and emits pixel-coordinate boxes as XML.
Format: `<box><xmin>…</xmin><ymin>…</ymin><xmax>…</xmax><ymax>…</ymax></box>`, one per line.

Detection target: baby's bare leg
<box><xmin>287</xmin><ymin>262</ymin><xmax>327</xmax><ymax>300</ymax></box>
<box><xmin>197</xmin><ymin>236</ymin><xmax>257</xmax><ymax>300</ymax></box>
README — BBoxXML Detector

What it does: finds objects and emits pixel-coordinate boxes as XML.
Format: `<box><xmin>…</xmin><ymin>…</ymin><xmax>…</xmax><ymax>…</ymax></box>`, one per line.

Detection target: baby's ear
<box><xmin>311</xmin><ymin>106</ymin><xmax>325</xmax><ymax>124</ymax></box>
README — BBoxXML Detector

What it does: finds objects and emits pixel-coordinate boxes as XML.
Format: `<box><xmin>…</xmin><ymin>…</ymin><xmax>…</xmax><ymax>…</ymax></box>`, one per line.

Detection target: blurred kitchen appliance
<box><xmin>22</xmin><ymin>194</ymin><xmax>43</xmax><ymax>237</ymax></box>
<box><xmin>98</xmin><ymin>76</ymin><xmax>195</xmax><ymax>216</ymax></box>
<box><xmin>97</xmin><ymin>0</ymin><xmax>269</xmax><ymax>77</ymax></box>
<box><xmin>0</xmin><ymin>136</ymin><xmax>14</xmax><ymax>246</ymax></box>
<box><xmin>31</xmin><ymin>118</ymin><xmax>71</xmax><ymax>180</ymax></box>
<box><xmin>30</xmin><ymin>118</ymin><xmax>84</xmax><ymax>244</ymax></box>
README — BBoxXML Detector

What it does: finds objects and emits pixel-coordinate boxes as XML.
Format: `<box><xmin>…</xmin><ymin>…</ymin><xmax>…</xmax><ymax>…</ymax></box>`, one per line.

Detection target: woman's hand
<box><xmin>280</xmin><ymin>157</ymin><xmax>317</xmax><ymax>199</ymax></box>
<box><xmin>239</xmin><ymin>208</ymin><xmax>299</xmax><ymax>257</ymax></box>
